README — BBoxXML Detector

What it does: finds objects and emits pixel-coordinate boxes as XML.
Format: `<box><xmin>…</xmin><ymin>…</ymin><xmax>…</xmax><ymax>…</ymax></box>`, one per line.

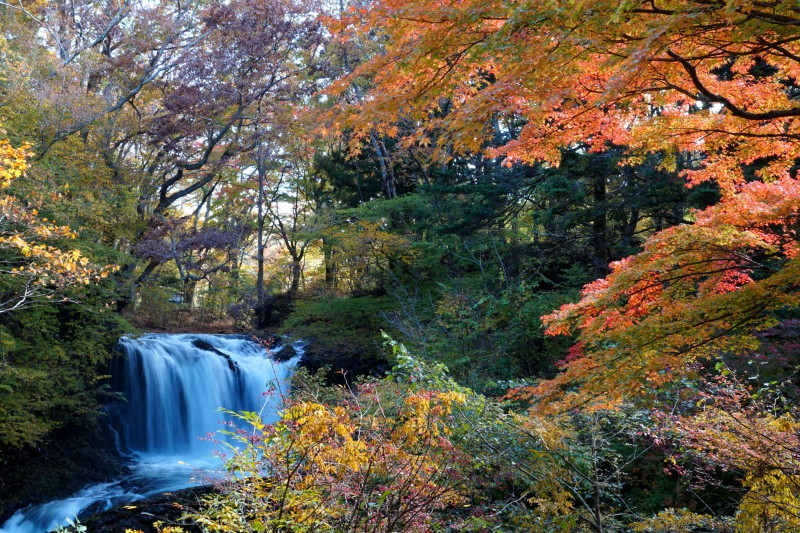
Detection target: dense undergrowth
<box><xmin>110</xmin><ymin>340</ymin><xmax>786</xmax><ymax>533</ymax></box>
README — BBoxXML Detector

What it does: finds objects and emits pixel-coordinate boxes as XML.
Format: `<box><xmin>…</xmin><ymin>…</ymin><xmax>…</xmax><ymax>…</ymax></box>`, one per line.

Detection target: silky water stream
<box><xmin>0</xmin><ymin>333</ymin><xmax>301</xmax><ymax>533</ymax></box>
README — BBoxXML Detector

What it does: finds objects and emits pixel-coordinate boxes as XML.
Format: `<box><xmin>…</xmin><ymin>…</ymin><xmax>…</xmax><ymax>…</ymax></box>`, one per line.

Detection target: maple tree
<box><xmin>324</xmin><ymin>2</ymin><xmax>800</xmax><ymax>526</ymax></box>
<box><xmin>0</xmin><ymin>0</ymin><xmax>325</xmax><ymax>304</ymax></box>
<box><xmin>665</xmin><ymin>388</ymin><xmax>800</xmax><ymax>531</ymax></box>
<box><xmin>326</xmin><ymin>0</ymin><xmax>800</xmax><ymax>396</ymax></box>
<box><xmin>534</xmin><ymin>176</ymin><xmax>800</xmax><ymax>408</ymax></box>
<box><xmin>133</xmin><ymin>215</ymin><xmax>245</xmax><ymax>306</ymax></box>
<box><xmin>327</xmin><ymin>0</ymin><xmax>800</xmax><ymax>182</ymax></box>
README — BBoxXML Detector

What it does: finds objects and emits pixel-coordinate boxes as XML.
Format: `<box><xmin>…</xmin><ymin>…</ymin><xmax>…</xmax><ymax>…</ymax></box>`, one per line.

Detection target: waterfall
<box><xmin>0</xmin><ymin>333</ymin><xmax>300</xmax><ymax>533</ymax></box>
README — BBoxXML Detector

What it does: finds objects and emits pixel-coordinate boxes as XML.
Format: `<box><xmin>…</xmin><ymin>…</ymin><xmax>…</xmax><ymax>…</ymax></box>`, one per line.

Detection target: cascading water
<box><xmin>0</xmin><ymin>333</ymin><xmax>300</xmax><ymax>533</ymax></box>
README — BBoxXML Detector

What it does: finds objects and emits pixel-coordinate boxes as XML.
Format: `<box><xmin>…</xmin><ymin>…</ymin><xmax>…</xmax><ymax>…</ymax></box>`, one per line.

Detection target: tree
<box><xmin>532</xmin><ymin>176</ymin><xmax>800</xmax><ymax>408</ymax></box>
<box><xmin>326</xmin><ymin>1</ymin><xmax>800</xmax><ymax>522</ymax></box>
<box><xmin>132</xmin><ymin>215</ymin><xmax>245</xmax><ymax>306</ymax></box>
<box><xmin>326</xmin><ymin>0</ymin><xmax>800</xmax><ymax>189</ymax></box>
<box><xmin>0</xmin><ymin>0</ymin><xmax>325</xmax><ymax>303</ymax></box>
<box><xmin>325</xmin><ymin>0</ymin><xmax>800</xmax><ymax>393</ymax></box>
<box><xmin>0</xmin><ymin>0</ymin><xmax>202</xmax><ymax>151</ymax></box>
<box><xmin>0</xmin><ymin>140</ymin><xmax>112</xmax><ymax>313</ymax></box>
<box><xmin>124</xmin><ymin>0</ymin><xmax>323</xmax><ymax>295</ymax></box>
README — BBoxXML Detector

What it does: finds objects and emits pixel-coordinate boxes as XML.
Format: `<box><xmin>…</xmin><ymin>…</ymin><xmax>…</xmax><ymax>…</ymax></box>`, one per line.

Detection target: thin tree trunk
<box><xmin>591</xmin><ymin>432</ymin><xmax>604</xmax><ymax>533</ymax></box>
<box><xmin>183</xmin><ymin>278</ymin><xmax>196</xmax><ymax>308</ymax></box>
<box><xmin>290</xmin><ymin>259</ymin><xmax>301</xmax><ymax>295</ymax></box>
<box><xmin>323</xmin><ymin>239</ymin><xmax>335</xmax><ymax>291</ymax></box>
<box><xmin>257</xmin><ymin>164</ymin><xmax>266</xmax><ymax>304</ymax></box>
<box><xmin>591</xmin><ymin>171</ymin><xmax>609</xmax><ymax>278</ymax></box>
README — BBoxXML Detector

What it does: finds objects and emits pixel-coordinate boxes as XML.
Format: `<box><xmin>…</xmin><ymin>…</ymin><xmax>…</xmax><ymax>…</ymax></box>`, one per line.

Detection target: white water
<box><xmin>0</xmin><ymin>333</ymin><xmax>300</xmax><ymax>533</ymax></box>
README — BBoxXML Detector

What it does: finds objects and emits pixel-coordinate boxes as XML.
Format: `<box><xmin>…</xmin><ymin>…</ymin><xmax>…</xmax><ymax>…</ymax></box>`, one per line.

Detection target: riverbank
<box><xmin>0</xmin><ymin>425</ymin><xmax>125</xmax><ymax>524</ymax></box>
<box><xmin>81</xmin><ymin>486</ymin><xmax>214</xmax><ymax>533</ymax></box>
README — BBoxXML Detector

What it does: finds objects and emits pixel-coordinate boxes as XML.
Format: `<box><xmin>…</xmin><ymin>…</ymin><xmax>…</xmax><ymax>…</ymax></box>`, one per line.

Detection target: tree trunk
<box><xmin>591</xmin><ymin>431</ymin><xmax>604</xmax><ymax>533</ymax></box>
<box><xmin>183</xmin><ymin>278</ymin><xmax>196</xmax><ymax>308</ymax></box>
<box><xmin>369</xmin><ymin>133</ymin><xmax>397</xmax><ymax>199</ymax></box>
<box><xmin>323</xmin><ymin>239</ymin><xmax>336</xmax><ymax>291</ymax></box>
<box><xmin>256</xmin><ymin>164</ymin><xmax>266</xmax><ymax>304</ymax></box>
<box><xmin>620</xmin><ymin>167</ymin><xmax>639</xmax><ymax>252</ymax></box>
<box><xmin>591</xmin><ymin>171</ymin><xmax>609</xmax><ymax>278</ymax></box>
<box><xmin>290</xmin><ymin>259</ymin><xmax>301</xmax><ymax>295</ymax></box>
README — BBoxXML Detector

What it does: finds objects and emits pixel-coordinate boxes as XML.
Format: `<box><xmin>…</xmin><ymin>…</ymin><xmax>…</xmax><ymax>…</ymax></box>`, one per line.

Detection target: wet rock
<box><xmin>78</xmin><ymin>486</ymin><xmax>215</xmax><ymax>533</ymax></box>
<box><xmin>271</xmin><ymin>342</ymin><xmax>296</xmax><ymax>362</ymax></box>
<box><xmin>258</xmin><ymin>334</ymin><xmax>281</xmax><ymax>350</ymax></box>
<box><xmin>190</xmin><ymin>339</ymin><xmax>239</xmax><ymax>373</ymax></box>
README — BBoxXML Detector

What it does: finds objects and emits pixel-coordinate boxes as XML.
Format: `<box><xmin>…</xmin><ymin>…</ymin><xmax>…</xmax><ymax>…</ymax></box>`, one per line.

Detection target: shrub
<box><xmin>189</xmin><ymin>382</ymin><xmax>468</xmax><ymax>533</ymax></box>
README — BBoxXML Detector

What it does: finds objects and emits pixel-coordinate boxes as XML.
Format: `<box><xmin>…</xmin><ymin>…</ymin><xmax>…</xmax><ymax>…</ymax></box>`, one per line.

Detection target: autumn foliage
<box><xmin>323</xmin><ymin>0</ymin><xmax>800</xmax><ymax>529</ymax></box>
<box><xmin>0</xmin><ymin>139</ymin><xmax>113</xmax><ymax>312</ymax></box>
<box><xmin>327</xmin><ymin>0</ymin><xmax>800</xmax><ymax>188</ymax></box>
<box><xmin>192</xmin><ymin>382</ymin><xmax>468</xmax><ymax>533</ymax></box>
<box><xmin>3</xmin><ymin>0</ymin><xmax>800</xmax><ymax>529</ymax></box>
<box><xmin>325</xmin><ymin>1</ymin><xmax>800</xmax><ymax>397</ymax></box>
<box><xmin>532</xmin><ymin>176</ymin><xmax>800</xmax><ymax>408</ymax></box>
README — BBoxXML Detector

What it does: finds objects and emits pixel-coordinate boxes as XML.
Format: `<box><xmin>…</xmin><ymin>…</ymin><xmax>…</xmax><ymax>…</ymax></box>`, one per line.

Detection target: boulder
<box><xmin>190</xmin><ymin>339</ymin><xmax>239</xmax><ymax>373</ymax></box>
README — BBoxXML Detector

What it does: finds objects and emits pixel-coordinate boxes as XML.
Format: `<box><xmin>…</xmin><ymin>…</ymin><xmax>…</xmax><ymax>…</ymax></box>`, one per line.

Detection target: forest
<box><xmin>0</xmin><ymin>0</ymin><xmax>799</xmax><ymax>531</ymax></box>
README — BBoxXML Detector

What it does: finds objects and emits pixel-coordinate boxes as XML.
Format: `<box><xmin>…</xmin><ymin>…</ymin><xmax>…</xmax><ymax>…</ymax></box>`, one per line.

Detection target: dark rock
<box><xmin>271</xmin><ymin>343</ymin><xmax>296</xmax><ymax>362</ymax></box>
<box><xmin>267</xmin><ymin>335</ymin><xmax>281</xmax><ymax>349</ymax></box>
<box><xmin>0</xmin><ymin>425</ymin><xmax>128</xmax><ymax>523</ymax></box>
<box><xmin>298</xmin><ymin>341</ymin><xmax>390</xmax><ymax>386</ymax></box>
<box><xmin>252</xmin><ymin>334</ymin><xmax>281</xmax><ymax>350</ymax></box>
<box><xmin>79</xmin><ymin>485</ymin><xmax>215</xmax><ymax>533</ymax></box>
<box><xmin>191</xmin><ymin>339</ymin><xmax>239</xmax><ymax>373</ymax></box>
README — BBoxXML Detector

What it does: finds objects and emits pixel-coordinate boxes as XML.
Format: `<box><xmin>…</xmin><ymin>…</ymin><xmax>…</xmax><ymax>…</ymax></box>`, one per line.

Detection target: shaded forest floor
<box><xmin>126</xmin><ymin>309</ymin><xmax>239</xmax><ymax>334</ymax></box>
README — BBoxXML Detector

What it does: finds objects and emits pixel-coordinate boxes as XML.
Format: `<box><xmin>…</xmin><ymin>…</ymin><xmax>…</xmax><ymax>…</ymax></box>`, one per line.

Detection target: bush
<box><xmin>189</xmin><ymin>381</ymin><xmax>469</xmax><ymax>532</ymax></box>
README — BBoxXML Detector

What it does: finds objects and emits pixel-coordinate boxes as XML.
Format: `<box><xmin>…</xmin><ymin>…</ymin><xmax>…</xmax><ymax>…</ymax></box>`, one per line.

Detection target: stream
<box><xmin>0</xmin><ymin>333</ymin><xmax>301</xmax><ymax>533</ymax></box>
